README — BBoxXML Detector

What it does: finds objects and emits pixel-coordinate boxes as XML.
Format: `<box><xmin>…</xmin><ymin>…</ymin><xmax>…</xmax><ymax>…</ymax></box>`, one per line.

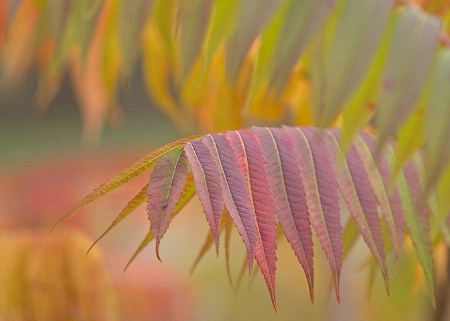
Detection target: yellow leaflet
<box><xmin>245</xmin><ymin>0</ymin><xmax>288</xmax><ymax>113</ymax></box>
<box><xmin>102</xmin><ymin>0</ymin><xmax>122</xmax><ymax>97</ymax></box>
<box><xmin>152</xmin><ymin>0</ymin><xmax>176</xmax><ymax>52</ymax></box>
<box><xmin>182</xmin><ymin>47</ymin><xmax>243</xmax><ymax>132</ymax></box>
<box><xmin>210</xmin><ymin>48</ymin><xmax>242</xmax><ymax>131</ymax></box>
<box><xmin>392</xmin><ymin>106</ymin><xmax>425</xmax><ymax>182</ymax></box>
<box><xmin>142</xmin><ymin>21</ymin><xmax>188</xmax><ymax>130</ymax></box>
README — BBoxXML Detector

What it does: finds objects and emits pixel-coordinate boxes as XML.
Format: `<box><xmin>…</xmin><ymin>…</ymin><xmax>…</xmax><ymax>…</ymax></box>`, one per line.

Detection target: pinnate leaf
<box><xmin>60</xmin><ymin>126</ymin><xmax>444</xmax><ymax>309</ymax></box>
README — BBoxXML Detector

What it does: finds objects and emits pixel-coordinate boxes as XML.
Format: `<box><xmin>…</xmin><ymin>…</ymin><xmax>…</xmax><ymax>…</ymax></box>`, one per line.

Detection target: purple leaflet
<box><xmin>252</xmin><ymin>126</ymin><xmax>314</xmax><ymax>302</ymax></box>
<box><xmin>202</xmin><ymin>134</ymin><xmax>258</xmax><ymax>269</ymax></box>
<box><xmin>184</xmin><ymin>140</ymin><xmax>224</xmax><ymax>253</ymax></box>
<box><xmin>327</xmin><ymin>130</ymin><xmax>388</xmax><ymax>288</ymax></box>
<box><xmin>226</xmin><ymin>130</ymin><xmax>278</xmax><ymax>309</ymax></box>
<box><xmin>147</xmin><ymin>148</ymin><xmax>189</xmax><ymax>261</ymax></box>
<box><xmin>284</xmin><ymin>126</ymin><xmax>342</xmax><ymax>299</ymax></box>
<box><xmin>359</xmin><ymin>132</ymin><xmax>404</xmax><ymax>269</ymax></box>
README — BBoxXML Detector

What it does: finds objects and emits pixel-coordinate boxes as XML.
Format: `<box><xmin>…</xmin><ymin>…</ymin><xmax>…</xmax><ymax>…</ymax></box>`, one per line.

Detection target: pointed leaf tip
<box><xmin>226</xmin><ymin>130</ymin><xmax>278</xmax><ymax>307</ymax></box>
<box><xmin>202</xmin><ymin>134</ymin><xmax>258</xmax><ymax>270</ymax></box>
<box><xmin>184</xmin><ymin>140</ymin><xmax>224</xmax><ymax>253</ymax></box>
<box><xmin>147</xmin><ymin>148</ymin><xmax>189</xmax><ymax>261</ymax></box>
<box><xmin>252</xmin><ymin>126</ymin><xmax>314</xmax><ymax>298</ymax></box>
<box><xmin>285</xmin><ymin>126</ymin><xmax>342</xmax><ymax>298</ymax></box>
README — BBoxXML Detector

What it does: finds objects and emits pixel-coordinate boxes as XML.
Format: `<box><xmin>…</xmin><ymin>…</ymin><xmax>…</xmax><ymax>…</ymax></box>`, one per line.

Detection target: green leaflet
<box><xmin>375</xmin><ymin>6</ymin><xmax>441</xmax><ymax>148</ymax></box>
<box><xmin>86</xmin><ymin>184</ymin><xmax>148</xmax><ymax>256</ymax></box>
<box><xmin>340</xmin><ymin>10</ymin><xmax>398</xmax><ymax>152</ymax></box>
<box><xmin>225</xmin><ymin>0</ymin><xmax>282</xmax><ymax>82</ymax></box>
<box><xmin>385</xmin><ymin>145</ymin><xmax>436</xmax><ymax>307</ymax></box>
<box><xmin>55</xmin><ymin>135</ymin><xmax>199</xmax><ymax>228</ymax></box>
<box><xmin>202</xmin><ymin>0</ymin><xmax>240</xmax><ymax>71</ymax></box>
<box><xmin>424</xmin><ymin>48</ymin><xmax>450</xmax><ymax>191</ymax></box>
<box><xmin>312</xmin><ymin>0</ymin><xmax>392</xmax><ymax>127</ymax></box>
<box><xmin>178</xmin><ymin>0</ymin><xmax>213</xmax><ymax>76</ymax></box>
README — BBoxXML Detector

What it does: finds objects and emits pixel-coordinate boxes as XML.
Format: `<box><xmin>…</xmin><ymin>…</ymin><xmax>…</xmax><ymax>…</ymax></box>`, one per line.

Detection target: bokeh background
<box><xmin>1</xmin><ymin>0</ymin><xmax>447</xmax><ymax>320</ymax></box>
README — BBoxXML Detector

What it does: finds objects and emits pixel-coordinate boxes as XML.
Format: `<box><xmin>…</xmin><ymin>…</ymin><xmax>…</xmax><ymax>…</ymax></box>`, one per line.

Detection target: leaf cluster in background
<box><xmin>65</xmin><ymin>126</ymin><xmax>450</xmax><ymax>309</ymax></box>
<box><xmin>0</xmin><ymin>229</ymin><xmax>118</xmax><ymax>320</ymax></box>
<box><xmin>0</xmin><ymin>0</ymin><xmax>449</xmax><ymax>206</ymax></box>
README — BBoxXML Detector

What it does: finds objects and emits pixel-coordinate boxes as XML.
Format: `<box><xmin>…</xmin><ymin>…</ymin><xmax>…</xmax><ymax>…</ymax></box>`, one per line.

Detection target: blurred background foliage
<box><xmin>1</xmin><ymin>0</ymin><xmax>450</xmax><ymax>320</ymax></box>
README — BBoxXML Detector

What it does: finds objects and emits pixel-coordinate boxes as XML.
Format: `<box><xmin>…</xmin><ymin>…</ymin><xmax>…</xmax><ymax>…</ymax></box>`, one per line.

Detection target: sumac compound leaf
<box><xmin>62</xmin><ymin>126</ymin><xmax>442</xmax><ymax>309</ymax></box>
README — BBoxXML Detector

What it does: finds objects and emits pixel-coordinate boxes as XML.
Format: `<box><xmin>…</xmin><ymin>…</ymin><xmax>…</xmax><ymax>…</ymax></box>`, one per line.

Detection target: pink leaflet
<box><xmin>147</xmin><ymin>148</ymin><xmax>189</xmax><ymax>261</ymax></box>
<box><xmin>226</xmin><ymin>130</ymin><xmax>278</xmax><ymax>309</ymax></box>
<box><xmin>360</xmin><ymin>133</ymin><xmax>404</xmax><ymax>268</ymax></box>
<box><xmin>251</xmin><ymin>126</ymin><xmax>314</xmax><ymax>301</ymax></box>
<box><xmin>327</xmin><ymin>130</ymin><xmax>388</xmax><ymax>286</ymax></box>
<box><xmin>184</xmin><ymin>140</ymin><xmax>223</xmax><ymax>253</ymax></box>
<box><xmin>285</xmin><ymin>126</ymin><xmax>342</xmax><ymax>299</ymax></box>
<box><xmin>202</xmin><ymin>134</ymin><xmax>258</xmax><ymax>269</ymax></box>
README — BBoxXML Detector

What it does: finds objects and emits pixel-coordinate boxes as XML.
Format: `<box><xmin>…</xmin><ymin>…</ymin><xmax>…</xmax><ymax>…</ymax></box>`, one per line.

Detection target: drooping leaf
<box><xmin>327</xmin><ymin>130</ymin><xmax>388</xmax><ymax>289</ymax></box>
<box><xmin>359</xmin><ymin>132</ymin><xmax>405</xmax><ymax>266</ymax></box>
<box><xmin>339</xmin><ymin>11</ymin><xmax>398</xmax><ymax>152</ymax></box>
<box><xmin>391</xmin><ymin>105</ymin><xmax>425</xmax><ymax>183</ymax></box>
<box><xmin>342</xmin><ymin>218</ymin><xmax>360</xmax><ymax>259</ymax></box>
<box><xmin>147</xmin><ymin>148</ymin><xmax>189</xmax><ymax>261</ymax></box>
<box><xmin>353</xmin><ymin>134</ymin><xmax>402</xmax><ymax>265</ymax></box>
<box><xmin>119</xmin><ymin>0</ymin><xmax>152</xmax><ymax>78</ymax></box>
<box><xmin>225</xmin><ymin>0</ymin><xmax>282</xmax><ymax>82</ymax></box>
<box><xmin>126</xmin><ymin>173</ymin><xmax>196</xmax><ymax>269</ymax></box>
<box><xmin>252</xmin><ymin>126</ymin><xmax>314</xmax><ymax>301</ymax></box>
<box><xmin>375</xmin><ymin>6</ymin><xmax>441</xmax><ymax>148</ymax></box>
<box><xmin>424</xmin><ymin>48</ymin><xmax>450</xmax><ymax>191</ymax></box>
<box><xmin>436</xmin><ymin>165</ymin><xmax>450</xmax><ymax>239</ymax></box>
<box><xmin>190</xmin><ymin>229</ymin><xmax>216</xmax><ymax>275</ymax></box>
<box><xmin>225</xmin><ymin>130</ymin><xmax>278</xmax><ymax>309</ymax></box>
<box><xmin>184</xmin><ymin>140</ymin><xmax>224</xmax><ymax>253</ymax></box>
<box><xmin>403</xmin><ymin>158</ymin><xmax>436</xmax><ymax>306</ymax></box>
<box><xmin>202</xmin><ymin>0</ymin><xmax>240</xmax><ymax>71</ymax></box>
<box><xmin>224</xmin><ymin>209</ymin><xmax>234</xmax><ymax>287</ymax></box>
<box><xmin>202</xmin><ymin>134</ymin><xmax>258</xmax><ymax>269</ymax></box>
<box><xmin>312</xmin><ymin>0</ymin><xmax>393</xmax><ymax>127</ymax></box>
<box><xmin>142</xmin><ymin>17</ymin><xmax>189</xmax><ymax>131</ymax></box>
<box><xmin>284</xmin><ymin>126</ymin><xmax>342</xmax><ymax>299</ymax></box>
<box><xmin>268</xmin><ymin>0</ymin><xmax>334</xmax><ymax>93</ymax></box>
<box><xmin>87</xmin><ymin>183</ymin><xmax>148</xmax><ymax>255</ymax></box>
<box><xmin>177</xmin><ymin>0</ymin><xmax>213</xmax><ymax>76</ymax></box>
<box><xmin>412</xmin><ymin>154</ymin><xmax>450</xmax><ymax>245</ymax></box>
<box><xmin>384</xmin><ymin>144</ymin><xmax>436</xmax><ymax>306</ymax></box>
<box><xmin>56</xmin><ymin>135</ymin><xmax>198</xmax><ymax>228</ymax></box>
<box><xmin>125</xmin><ymin>228</ymin><xmax>155</xmax><ymax>271</ymax></box>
